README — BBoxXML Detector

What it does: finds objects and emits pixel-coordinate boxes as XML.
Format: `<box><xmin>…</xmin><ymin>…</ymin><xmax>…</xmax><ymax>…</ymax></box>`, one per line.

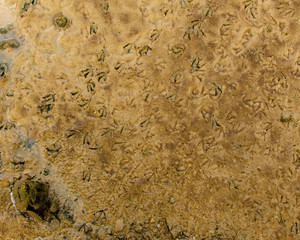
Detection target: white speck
<box><xmin>10</xmin><ymin>190</ymin><xmax>17</xmax><ymax>210</ymax></box>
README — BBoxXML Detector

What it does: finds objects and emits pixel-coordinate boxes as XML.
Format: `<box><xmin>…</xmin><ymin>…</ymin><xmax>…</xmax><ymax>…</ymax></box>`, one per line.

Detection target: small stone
<box><xmin>169</xmin><ymin>197</ymin><xmax>176</xmax><ymax>204</ymax></box>
<box><xmin>115</xmin><ymin>218</ymin><xmax>124</xmax><ymax>232</ymax></box>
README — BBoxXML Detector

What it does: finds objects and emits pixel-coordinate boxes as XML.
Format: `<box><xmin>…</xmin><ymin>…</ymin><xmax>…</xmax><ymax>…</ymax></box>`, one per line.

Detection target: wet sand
<box><xmin>0</xmin><ymin>0</ymin><xmax>299</xmax><ymax>239</ymax></box>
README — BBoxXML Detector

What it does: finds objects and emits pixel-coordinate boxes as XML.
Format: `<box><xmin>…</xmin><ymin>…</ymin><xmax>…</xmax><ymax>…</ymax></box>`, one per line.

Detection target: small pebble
<box><xmin>115</xmin><ymin>218</ymin><xmax>124</xmax><ymax>232</ymax></box>
<box><xmin>169</xmin><ymin>197</ymin><xmax>176</xmax><ymax>204</ymax></box>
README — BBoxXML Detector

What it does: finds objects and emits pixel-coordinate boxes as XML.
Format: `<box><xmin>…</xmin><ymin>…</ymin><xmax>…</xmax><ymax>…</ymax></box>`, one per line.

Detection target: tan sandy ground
<box><xmin>0</xmin><ymin>0</ymin><xmax>299</xmax><ymax>239</ymax></box>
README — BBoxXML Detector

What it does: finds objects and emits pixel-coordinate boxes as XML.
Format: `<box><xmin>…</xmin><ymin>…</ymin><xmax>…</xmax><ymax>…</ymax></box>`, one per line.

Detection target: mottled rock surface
<box><xmin>0</xmin><ymin>0</ymin><xmax>299</xmax><ymax>239</ymax></box>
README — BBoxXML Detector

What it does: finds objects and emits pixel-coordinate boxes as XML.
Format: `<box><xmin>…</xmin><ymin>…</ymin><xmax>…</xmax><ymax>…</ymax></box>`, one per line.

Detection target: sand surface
<box><xmin>0</xmin><ymin>0</ymin><xmax>299</xmax><ymax>239</ymax></box>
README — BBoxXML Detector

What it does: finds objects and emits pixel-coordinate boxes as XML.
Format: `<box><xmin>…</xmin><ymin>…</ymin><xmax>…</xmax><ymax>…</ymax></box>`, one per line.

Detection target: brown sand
<box><xmin>0</xmin><ymin>0</ymin><xmax>299</xmax><ymax>239</ymax></box>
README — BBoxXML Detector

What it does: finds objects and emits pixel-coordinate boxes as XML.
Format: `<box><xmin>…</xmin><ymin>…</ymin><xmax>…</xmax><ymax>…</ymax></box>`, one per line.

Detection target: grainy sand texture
<box><xmin>0</xmin><ymin>0</ymin><xmax>299</xmax><ymax>239</ymax></box>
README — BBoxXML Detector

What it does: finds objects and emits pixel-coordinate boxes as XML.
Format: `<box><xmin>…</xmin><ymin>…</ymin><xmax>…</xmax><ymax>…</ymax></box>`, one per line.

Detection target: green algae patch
<box><xmin>0</xmin><ymin>39</ymin><xmax>20</xmax><ymax>49</ymax></box>
<box><xmin>54</xmin><ymin>14</ymin><xmax>71</xmax><ymax>29</ymax></box>
<box><xmin>0</xmin><ymin>24</ymin><xmax>14</xmax><ymax>34</ymax></box>
<box><xmin>13</xmin><ymin>180</ymin><xmax>49</xmax><ymax>216</ymax></box>
<box><xmin>13</xmin><ymin>180</ymin><xmax>60</xmax><ymax>227</ymax></box>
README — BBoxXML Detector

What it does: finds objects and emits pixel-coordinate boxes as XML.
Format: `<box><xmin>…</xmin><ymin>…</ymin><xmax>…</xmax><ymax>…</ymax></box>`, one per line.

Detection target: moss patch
<box><xmin>54</xmin><ymin>14</ymin><xmax>70</xmax><ymax>29</ymax></box>
<box><xmin>13</xmin><ymin>180</ymin><xmax>60</xmax><ymax>226</ymax></box>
